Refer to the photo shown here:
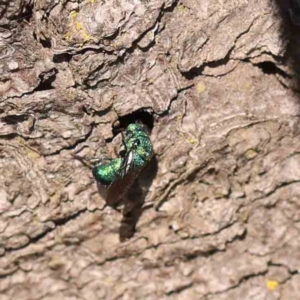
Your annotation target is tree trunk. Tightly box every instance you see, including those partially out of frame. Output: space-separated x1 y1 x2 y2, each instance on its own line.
1 0 300 299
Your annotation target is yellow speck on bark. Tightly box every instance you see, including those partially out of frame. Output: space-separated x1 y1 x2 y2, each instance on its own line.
175 4 190 15
75 21 92 41
64 32 71 41
266 279 279 291
186 137 197 144
196 81 205 94
245 148 258 160
69 11 78 21
177 115 182 122
239 213 249 223
67 11 93 42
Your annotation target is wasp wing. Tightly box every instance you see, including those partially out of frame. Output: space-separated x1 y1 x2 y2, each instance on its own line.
105 167 143 206
103 150 137 205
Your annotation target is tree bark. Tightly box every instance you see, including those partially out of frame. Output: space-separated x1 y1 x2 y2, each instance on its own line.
1 0 300 299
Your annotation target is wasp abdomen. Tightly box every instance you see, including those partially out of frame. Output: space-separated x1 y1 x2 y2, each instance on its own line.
92 157 124 186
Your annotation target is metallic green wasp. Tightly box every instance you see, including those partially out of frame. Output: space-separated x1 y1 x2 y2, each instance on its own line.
92 123 153 204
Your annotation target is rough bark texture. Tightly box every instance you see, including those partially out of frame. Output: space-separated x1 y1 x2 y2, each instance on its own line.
1 0 300 299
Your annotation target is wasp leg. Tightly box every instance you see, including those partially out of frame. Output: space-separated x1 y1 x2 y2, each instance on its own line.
121 132 128 152
72 154 113 169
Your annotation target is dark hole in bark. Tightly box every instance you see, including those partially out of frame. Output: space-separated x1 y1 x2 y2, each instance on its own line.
2 114 28 124
113 109 154 135
256 61 289 78
53 53 72 63
40 38 52 48
33 31 52 48
35 69 57 91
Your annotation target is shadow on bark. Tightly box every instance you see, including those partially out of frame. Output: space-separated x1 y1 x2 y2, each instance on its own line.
119 156 158 242
274 0 300 95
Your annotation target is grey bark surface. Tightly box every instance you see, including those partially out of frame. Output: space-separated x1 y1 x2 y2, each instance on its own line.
1 0 300 299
